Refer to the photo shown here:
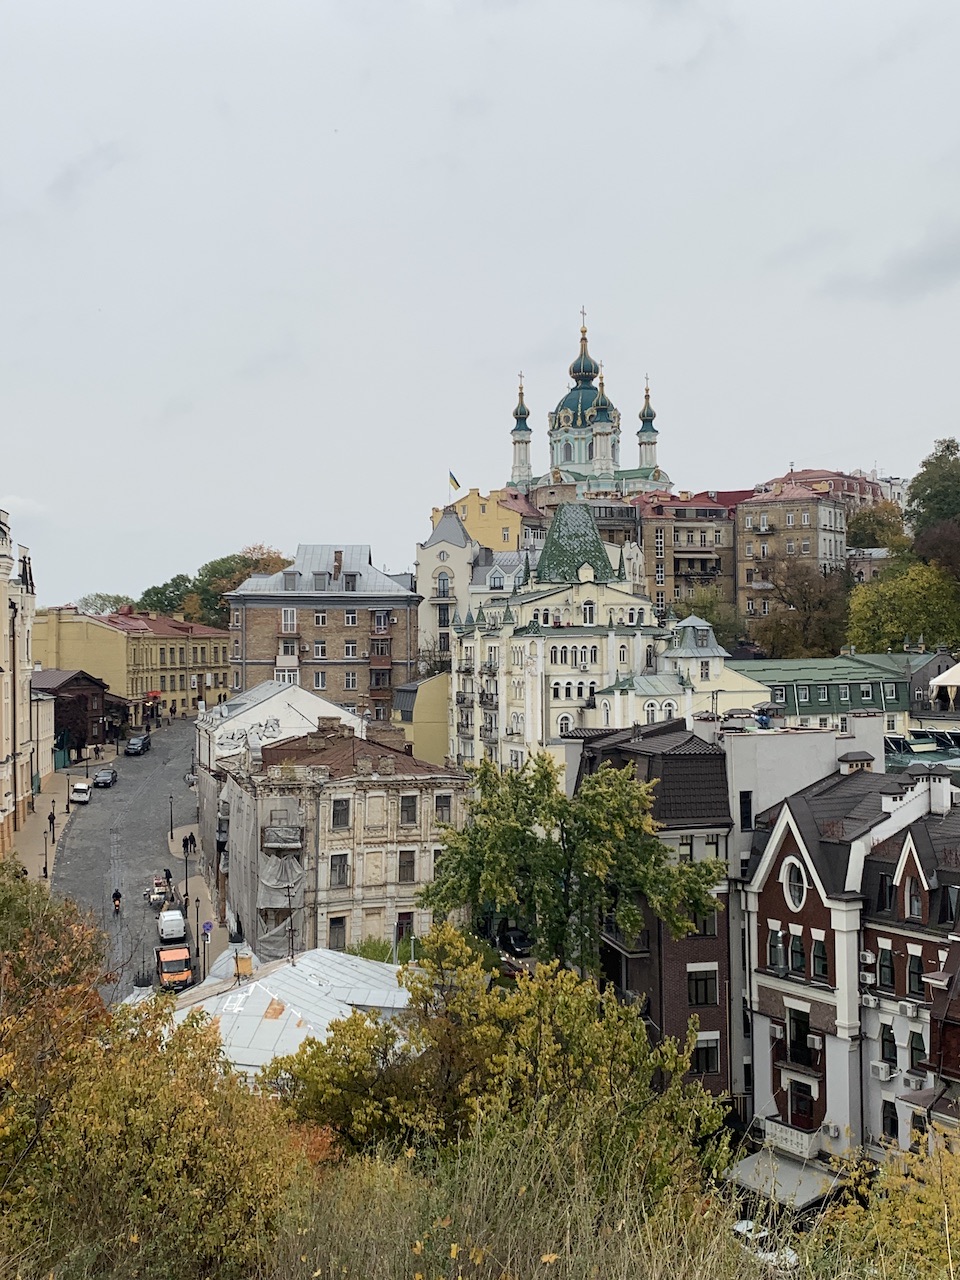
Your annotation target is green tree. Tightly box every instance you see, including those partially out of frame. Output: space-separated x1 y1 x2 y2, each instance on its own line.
268 923 729 1181
913 516 960 579
675 587 747 650
193 543 291 627
846 499 908 551
421 755 722 975
137 572 195 615
847 561 960 652
75 591 135 614
905 437 960 535
751 559 851 658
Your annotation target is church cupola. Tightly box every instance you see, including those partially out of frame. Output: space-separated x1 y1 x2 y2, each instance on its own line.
569 324 600 385
637 376 659 473
510 374 533 492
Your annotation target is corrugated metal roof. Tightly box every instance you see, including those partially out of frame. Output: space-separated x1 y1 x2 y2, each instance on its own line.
231 545 416 598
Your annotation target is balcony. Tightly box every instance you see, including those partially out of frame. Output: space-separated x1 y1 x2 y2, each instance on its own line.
274 653 300 669
369 652 392 668
457 722 474 739
763 1118 820 1161
431 590 452 603
601 916 650 956
480 726 499 744
368 685 392 698
478 691 497 708
276 626 301 638
455 692 473 706
479 661 498 675
457 663 474 675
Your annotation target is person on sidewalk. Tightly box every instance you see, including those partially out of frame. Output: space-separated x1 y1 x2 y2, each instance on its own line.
182 835 190 856
188 832 196 853
47 811 56 838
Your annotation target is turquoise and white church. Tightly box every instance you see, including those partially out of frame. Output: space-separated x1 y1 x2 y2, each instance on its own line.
508 323 671 498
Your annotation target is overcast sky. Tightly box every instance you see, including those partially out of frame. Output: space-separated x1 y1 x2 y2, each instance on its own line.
2 0 959 604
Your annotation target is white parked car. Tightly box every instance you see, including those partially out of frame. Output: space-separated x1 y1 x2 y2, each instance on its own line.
733 1220 799 1272
70 781 92 804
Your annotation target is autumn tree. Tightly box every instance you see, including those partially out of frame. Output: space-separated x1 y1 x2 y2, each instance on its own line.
75 591 135 614
193 543 291 627
906 437 960 535
750 559 851 657
846 499 909 551
847 561 960 651
421 755 722 975
138 572 194 615
268 922 729 1185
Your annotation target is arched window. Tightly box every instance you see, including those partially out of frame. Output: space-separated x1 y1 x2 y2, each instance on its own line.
577 682 584 698
590 646 598 663
552 613 561 627
532 610 539 622
602 700 611 727
589 682 596 696
551 682 560 700
583 602 595 624
645 645 654 669
560 646 568 664
662 700 678 720
572 648 582 667
628 609 635 624
618 645 628 664
564 682 573 700
436 571 449 598
907 877 923 920
637 609 644 624
550 646 558 663
558 714 572 734
587 441 594 460
644 700 658 725
562 442 573 463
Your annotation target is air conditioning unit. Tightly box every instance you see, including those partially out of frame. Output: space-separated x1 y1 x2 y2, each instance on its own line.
860 950 876 965
821 1122 841 1139
903 1074 925 1091
870 1061 895 1081
580 663 589 672
361 651 369 659
862 993 879 1009
898 1000 921 1019
806 1034 823 1051
190 675 198 689
770 1025 785 1040
860 971 876 985
389 616 398 624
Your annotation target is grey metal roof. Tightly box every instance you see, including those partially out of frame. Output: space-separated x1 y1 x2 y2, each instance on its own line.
422 510 472 549
230 545 416 598
171 947 409 1076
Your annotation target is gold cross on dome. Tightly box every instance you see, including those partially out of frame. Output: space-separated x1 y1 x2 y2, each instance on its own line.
580 305 587 327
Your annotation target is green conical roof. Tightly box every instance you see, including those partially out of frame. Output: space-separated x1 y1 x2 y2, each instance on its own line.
536 503 614 584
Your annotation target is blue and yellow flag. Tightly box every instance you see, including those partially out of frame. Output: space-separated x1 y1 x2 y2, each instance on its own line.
449 471 460 491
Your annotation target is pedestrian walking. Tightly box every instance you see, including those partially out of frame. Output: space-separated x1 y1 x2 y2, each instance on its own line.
94 744 101 761
188 832 196 854
182 835 189 856
47 810 56 836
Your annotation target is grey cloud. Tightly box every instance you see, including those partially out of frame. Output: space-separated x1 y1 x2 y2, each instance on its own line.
766 228 849 269
822 223 960 303
46 141 124 206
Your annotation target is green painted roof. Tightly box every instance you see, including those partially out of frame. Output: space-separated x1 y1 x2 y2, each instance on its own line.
536 503 615 584
727 657 909 684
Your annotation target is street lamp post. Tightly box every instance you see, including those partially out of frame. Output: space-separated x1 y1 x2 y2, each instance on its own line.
42 831 48 879
195 896 201 960
183 848 189 905
169 794 174 841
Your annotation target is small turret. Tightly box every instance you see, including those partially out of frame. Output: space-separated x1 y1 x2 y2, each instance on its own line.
637 376 659 473
510 375 533 492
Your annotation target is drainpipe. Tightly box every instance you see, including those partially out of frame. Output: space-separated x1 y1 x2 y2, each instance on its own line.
9 600 18 832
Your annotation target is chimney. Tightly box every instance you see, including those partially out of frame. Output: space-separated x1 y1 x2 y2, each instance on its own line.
333 551 343 581
930 767 952 817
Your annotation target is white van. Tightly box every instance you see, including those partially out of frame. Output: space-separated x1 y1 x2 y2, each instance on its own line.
157 909 187 942
70 781 92 804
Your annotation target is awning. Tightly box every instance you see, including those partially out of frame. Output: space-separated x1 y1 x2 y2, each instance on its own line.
725 1149 841 1208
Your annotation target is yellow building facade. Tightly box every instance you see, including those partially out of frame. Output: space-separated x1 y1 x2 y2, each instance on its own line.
431 488 524 551
34 607 232 725
392 672 450 767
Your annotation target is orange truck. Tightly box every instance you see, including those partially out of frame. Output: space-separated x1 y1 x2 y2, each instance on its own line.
155 944 193 992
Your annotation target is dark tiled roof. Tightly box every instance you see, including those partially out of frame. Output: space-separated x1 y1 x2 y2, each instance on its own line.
536 504 615 584
261 731 463 779
31 668 108 692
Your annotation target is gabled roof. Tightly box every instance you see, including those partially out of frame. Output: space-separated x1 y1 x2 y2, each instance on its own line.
422 509 472 549
31 668 108 692
261 730 464 779
536 504 614 584
670 615 730 660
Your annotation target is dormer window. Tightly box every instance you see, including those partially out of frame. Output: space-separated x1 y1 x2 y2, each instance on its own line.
343 573 358 592
313 573 328 591
490 574 504 591
907 877 923 920
696 628 709 648
283 571 298 592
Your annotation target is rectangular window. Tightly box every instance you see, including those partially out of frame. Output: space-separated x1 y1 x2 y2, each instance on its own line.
839 684 850 702
797 685 809 703
801 511 810 525
678 835 693 864
839 715 848 732
273 669 300 685
860 683 874 700
813 939 829 979
159 675 166 691
315 611 327 626
344 642 358 658
801 539 810 554
332 798 351 829
760 543 768 558
159 647 166 665
817 685 828 702
745 541 754 557
688 970 718 1006
744 515 753 529
192 646 198 663
438 605 450 628
400 795 418 825
281 608 297 633
435 794 452 823
878 947 895 989
179 674 186 690
232 610 241 627
691 1040 719 1075
700 659 710 681
281 638 297 656
344 671 357 690
695 910 718 937
739 790 753 832
786 540 795 554
398 849 416 884
328 916 346 950
330 854 349 887
200 646 206 663
344 610 357 626
885 682 897 699
343 573 358 592
314 641 326 658
786 512 795 526
773 686 786 703
655 527 664 557
502 527 510 543
314 671 326 690
655 564 665 585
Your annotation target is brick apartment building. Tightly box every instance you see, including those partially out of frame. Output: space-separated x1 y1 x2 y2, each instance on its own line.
227 545 420 721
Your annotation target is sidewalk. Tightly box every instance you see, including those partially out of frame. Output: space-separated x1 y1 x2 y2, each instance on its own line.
168 822 230 978
10 739 124 881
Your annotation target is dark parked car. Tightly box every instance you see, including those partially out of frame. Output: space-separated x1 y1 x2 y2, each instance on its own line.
93 766 118 788
500 927 533 958
124 735 151 756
